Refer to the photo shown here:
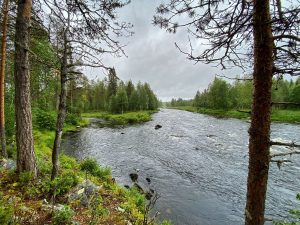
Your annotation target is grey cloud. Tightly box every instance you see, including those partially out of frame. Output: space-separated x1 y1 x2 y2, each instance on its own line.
87 0 241 101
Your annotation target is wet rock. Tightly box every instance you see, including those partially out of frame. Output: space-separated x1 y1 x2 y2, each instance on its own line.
146 177 151 183
155 124 162 130
129 173 138 182
145 192 153 200
206 134 216 138
0 159 16 170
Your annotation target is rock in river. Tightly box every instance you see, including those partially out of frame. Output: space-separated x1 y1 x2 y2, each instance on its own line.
155 124 162 130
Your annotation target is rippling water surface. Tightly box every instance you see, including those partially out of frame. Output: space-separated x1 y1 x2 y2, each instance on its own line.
62 109 300 225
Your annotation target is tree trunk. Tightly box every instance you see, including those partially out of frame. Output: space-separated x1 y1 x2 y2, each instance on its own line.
245 1 273 225
0 0 9 158
51 33 68 180
14 0 37 176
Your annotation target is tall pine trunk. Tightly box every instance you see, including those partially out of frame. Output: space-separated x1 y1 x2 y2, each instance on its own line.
245 1 273 224
0 0 9 158
51 32 67 180
14 0 37 176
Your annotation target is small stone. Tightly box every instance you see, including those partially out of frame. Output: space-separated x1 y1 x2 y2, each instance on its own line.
117 207 125 213
77 188 85 195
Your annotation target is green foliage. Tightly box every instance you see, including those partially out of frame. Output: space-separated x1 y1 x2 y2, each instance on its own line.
33 108 56 130
52 205 74 225
160 220 173 225
123 187 145 212
4 102 15 141
52 172 79 196
0 194 14 225
273 194 300 225
19 171 34 186
65 113 80 126
89 196 109 225
80 159 111 181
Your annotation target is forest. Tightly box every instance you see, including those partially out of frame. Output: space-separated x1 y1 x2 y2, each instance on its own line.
0 0 300 225
169 77 300 110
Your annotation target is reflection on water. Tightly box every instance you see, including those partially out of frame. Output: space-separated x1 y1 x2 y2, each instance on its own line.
62 109 300 225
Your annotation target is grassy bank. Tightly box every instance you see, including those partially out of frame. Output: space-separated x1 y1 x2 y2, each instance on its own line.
170 106 300 123
82 110 158 125
0 116 170 225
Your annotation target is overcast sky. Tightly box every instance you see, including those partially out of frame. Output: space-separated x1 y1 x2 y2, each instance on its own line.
86 0 242 101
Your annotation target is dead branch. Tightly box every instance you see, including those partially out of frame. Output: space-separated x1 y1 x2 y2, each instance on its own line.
271 151 300 158
216 74 253 81
270 141 300 148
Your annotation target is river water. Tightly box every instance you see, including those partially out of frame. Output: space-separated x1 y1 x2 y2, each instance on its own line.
62 109 300 225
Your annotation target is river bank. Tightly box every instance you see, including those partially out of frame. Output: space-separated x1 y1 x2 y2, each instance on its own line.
169 106 300 123
62 109 300 225
0 117 170 225
82 110 158 125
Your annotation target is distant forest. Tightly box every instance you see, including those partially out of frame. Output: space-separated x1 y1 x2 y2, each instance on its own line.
168 77 300 110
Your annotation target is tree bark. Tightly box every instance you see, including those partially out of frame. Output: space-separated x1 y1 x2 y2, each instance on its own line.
51 32 68 180
0 0 9 158
245 1 273 225
14 0 37 176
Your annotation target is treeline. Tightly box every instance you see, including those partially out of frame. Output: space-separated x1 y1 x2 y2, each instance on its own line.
79 68 160 114
168 77 300 110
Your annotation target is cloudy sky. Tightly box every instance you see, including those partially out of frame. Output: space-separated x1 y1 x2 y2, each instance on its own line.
86 0 242 101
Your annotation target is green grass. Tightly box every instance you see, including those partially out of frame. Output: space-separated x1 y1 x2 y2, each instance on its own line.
82 110 158 125
170 106 300 123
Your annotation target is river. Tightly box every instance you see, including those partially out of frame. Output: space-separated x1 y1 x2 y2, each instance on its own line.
62 109 300 225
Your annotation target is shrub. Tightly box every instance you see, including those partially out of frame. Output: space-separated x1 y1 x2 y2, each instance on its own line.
0 194 13 225
33 109 56 130
52 206 74 225
52 172 79 196
80 159 111 181
80 159 99 175
65 113 79 126
19 171 34 186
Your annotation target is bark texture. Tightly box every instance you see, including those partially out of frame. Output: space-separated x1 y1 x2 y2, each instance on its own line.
51 32 68 180
14 0 37 176
245 1 273 224
0 0 9 158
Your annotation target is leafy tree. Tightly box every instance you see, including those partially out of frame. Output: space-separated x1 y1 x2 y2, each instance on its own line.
115 87 128 114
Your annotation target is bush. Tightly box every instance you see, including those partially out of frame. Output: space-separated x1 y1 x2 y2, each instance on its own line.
52 172 79 196
0 194 13 225
80 159 111 181
65 113 79 126
5 103 15 141
52 205 74 225
19 171 34 186
33 109 56 130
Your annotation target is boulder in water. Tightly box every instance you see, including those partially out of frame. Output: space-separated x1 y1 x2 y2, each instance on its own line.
155 124 162 130
129 173 138 182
